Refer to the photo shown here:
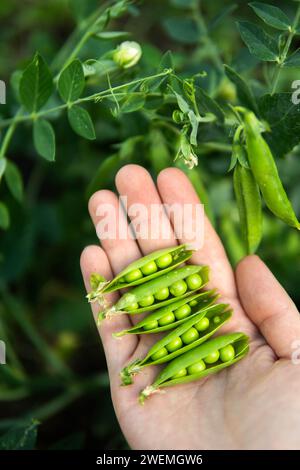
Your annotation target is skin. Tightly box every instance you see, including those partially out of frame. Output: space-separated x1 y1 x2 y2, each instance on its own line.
81 165 300 450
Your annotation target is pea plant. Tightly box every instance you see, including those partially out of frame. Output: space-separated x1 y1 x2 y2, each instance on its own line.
0 0 300 251
0 0 300 449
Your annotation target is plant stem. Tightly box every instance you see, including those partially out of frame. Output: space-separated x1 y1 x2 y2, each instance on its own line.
51 0 113 72
0 1 115 160
0 70 171 129
0 109 22 159
271 3 300 95
1 289 72 378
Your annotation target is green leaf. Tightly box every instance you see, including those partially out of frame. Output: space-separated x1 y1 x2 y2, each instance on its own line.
10 70 22 102
4 161 23 202
284 49 300 67
83 59 115 77
209 4 238 31
249 2 291 31
195 87 225 123
158 51 174 71
68 105 96 140
94 31 130 40
163 17 203 44
0 158 7 181
120 94 145 113
148 129 171 174
224 65 258 113
58 59 85 103
237 21 279 61
188 110 199 145
0 202 10 230
19 53 53 112
259 92 300 158
170 0 198 7
0 420 38 450
86 154 122 199
33 119 56 162
173 91 190 113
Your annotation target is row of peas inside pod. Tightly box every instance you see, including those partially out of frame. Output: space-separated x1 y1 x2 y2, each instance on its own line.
120 303 233 385
87 244 249 402
87 244 194 304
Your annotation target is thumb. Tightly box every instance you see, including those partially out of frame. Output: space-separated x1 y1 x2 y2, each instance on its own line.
236 255 300 359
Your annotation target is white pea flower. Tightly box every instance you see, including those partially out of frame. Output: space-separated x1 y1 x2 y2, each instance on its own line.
184 150 198 169
113 41 142 69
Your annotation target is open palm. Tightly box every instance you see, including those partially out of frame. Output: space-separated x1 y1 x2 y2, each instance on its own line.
81 165 300 450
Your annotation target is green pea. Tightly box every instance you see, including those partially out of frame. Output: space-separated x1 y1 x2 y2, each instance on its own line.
181 327 199 345
151 347 168 361
195 317 210 332
156 253 173 269
172 368 187 379
126 302 139 311
154 287 170 301
220 344 235 362
119 276 126 283
139 295 155 307
141 261 158 276
124 269 143 283
166 337 183 353
204 350 220 364
158 312 175 326
186 273 202 291
170 280 187 297
189 299 198 307
143 320 158 331
213 315 221 325
174 304 192 320
187 360 206 375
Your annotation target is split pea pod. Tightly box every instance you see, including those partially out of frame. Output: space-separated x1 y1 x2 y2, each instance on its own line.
243 111 300 230
98 265 209 321
139 332 249 403
121 303 232 385
113 290 218 337
233 161 262 254
87 244 194 304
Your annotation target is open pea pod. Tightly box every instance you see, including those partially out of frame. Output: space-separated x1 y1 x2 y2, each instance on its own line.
139 332 249 403
121 303 231 385
113 289 218 337
98 265 209 321
87 244 194 304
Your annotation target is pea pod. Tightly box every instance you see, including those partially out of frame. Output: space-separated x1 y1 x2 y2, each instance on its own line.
121 303 232 385
98 265 209 321
139 332 249 403
233 161 262 254
243 111 300 230
113 290 218 337
87 244 194 304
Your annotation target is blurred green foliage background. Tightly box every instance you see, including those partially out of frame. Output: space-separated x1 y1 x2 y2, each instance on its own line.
0 0 299 449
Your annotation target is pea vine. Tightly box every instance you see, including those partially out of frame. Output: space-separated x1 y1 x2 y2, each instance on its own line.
0 0 300 254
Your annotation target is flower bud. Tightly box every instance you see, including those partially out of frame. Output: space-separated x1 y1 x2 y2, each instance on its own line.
113 41 142 69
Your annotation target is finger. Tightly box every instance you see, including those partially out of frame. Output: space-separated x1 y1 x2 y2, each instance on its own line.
80 245 138 370
88 189 141 276
157 167 237 299
115 164 177 254
236 255 300 359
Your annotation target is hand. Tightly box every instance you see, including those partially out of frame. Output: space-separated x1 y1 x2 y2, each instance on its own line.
80 165 300 450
